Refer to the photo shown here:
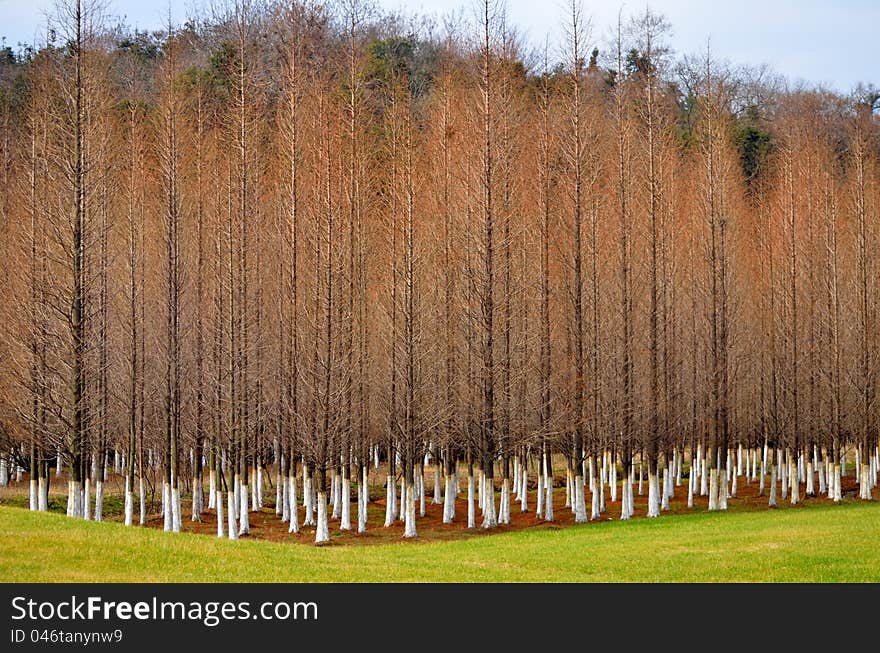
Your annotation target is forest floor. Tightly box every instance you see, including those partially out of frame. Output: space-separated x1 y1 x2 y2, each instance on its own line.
1 472 879 581
0 464 874 546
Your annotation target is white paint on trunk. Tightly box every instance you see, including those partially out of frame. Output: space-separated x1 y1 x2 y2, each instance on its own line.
729 466 737 499
610 462 618 503
303 473 315 526
384 474 395 527
618 476 630 520
687 467 694 508
433 464 442 504
315 491 330 544
139 478 146 525
574 475 587 523
227 491 238 540
769 464 777 507
94 481 104 522
418 468 426 518
38 476 48 512
481 480 497 528
238 485 250 535
661 469 670 511
171 486 181 532
340 474 352 531
71 480 83 518
209 470 216 509
859 464 872 500
216 490 225 538
192 482 203 521
499 478 511 524
789 458 800 505
536 471 544 518
564 467 572 509
83 477 91 521
544 474 554 522
403 480 417 538
647 472 660 517
806 461 814 496
357 465 368 534
708 468 719 511
700 457 708 496
467 474 476 529
288 475 300 534
443 474 455 523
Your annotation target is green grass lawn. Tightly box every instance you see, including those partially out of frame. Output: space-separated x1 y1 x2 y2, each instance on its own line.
1 501 878 582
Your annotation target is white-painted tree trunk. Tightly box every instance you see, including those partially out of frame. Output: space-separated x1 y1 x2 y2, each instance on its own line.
443 474 456 523
209 469 216 510
700 456 708 496
482 480 497 528
276 465 283 517
69 480 82 518
192 482 203 522
574 475 587 523
805 461 814 496
384 474 395 527
403 480 417 538
759 458 766 496
499 477 511 524
303 472 315 526
564 467 572 509
329 470 337 517
708 467 719 511
433 464 442 505
281 472 290 523
687 466 694 507
467 473 476 529
315 491 330 544
647 472 660 517
769 464 777 507
639 462 645 496
520 465 528 512
238 485 249 535
288 474 300 534
660 469 670 511
38 476 47 512
544 472 554 522
171 485 182 532
94 481 104 522
83 477 91 521
536 471 544 519
340 471 352 531
789 457 800 505
255 465 263 509
399 476 406 521
418 467 426 518
619 476 630 520
729 466 737 499
139 478 146 525
859 463 872 500
357 465 368 534
216 489 225 538
29 479 37 511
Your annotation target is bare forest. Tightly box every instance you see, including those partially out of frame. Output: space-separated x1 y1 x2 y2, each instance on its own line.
0 0 878 544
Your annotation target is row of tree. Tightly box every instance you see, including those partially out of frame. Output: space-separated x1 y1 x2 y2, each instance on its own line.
0 0 877 543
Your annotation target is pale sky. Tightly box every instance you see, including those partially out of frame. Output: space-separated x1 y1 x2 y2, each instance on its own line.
1 0 875 92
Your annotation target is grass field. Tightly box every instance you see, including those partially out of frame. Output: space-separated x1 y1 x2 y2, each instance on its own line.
2 501 878 582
